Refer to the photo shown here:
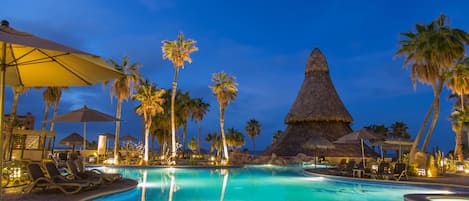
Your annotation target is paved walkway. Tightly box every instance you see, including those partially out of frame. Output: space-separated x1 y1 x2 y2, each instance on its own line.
305 168 469 188
2 178 137 201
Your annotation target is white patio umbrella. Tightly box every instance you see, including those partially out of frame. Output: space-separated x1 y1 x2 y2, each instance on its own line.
0 20 123 193
335 129 384 168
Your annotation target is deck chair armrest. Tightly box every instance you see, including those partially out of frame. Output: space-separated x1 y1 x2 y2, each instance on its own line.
32 176 54 183
51 175 73 182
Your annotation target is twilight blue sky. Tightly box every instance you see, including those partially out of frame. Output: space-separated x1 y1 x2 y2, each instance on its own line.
1 0 468 153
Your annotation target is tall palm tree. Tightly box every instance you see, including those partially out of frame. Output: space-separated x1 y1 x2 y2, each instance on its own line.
161 32 199 162
3 86 29 159
395 14 469 160
245 119 261 156
447 57 469 161
209 72 238 162
133 80 165 165
191 98 210 152
41 87 67 154
106 56 141 164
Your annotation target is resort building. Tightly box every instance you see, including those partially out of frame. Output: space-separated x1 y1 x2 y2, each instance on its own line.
4 112 35 130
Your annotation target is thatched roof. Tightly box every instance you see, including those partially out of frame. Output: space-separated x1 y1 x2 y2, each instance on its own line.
264 48 375 158
264 122 377 157
285 48 353 123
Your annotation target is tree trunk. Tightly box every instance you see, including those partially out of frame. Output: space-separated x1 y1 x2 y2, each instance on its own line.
409 84 437 162
183 122 187 153
151 133 155 154
41 105 49 131
48 100 60 152
421 81 444 152
170 68 179 161
251 136 256 156
143 113 151 166
41 104 50 157
455 90 465 161
197 121 201 153
454 125 463 162
114 100 122 164
219 105 229 161
4 92 19 160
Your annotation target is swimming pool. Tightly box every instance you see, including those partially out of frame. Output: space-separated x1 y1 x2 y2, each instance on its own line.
92 165 458 201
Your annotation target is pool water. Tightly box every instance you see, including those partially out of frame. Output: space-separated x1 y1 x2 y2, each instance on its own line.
93 165 453 201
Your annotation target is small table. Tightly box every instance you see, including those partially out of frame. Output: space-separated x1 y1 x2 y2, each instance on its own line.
353 169 364 178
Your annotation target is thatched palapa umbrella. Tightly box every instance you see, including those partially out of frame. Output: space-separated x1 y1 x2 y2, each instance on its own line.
335 129 383 167
120 135 137 142
302 136 335 167
59 132 90 152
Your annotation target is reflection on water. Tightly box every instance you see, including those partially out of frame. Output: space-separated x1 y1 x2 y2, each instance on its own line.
219 169 229 201
94 166 453 201
141 170 147 201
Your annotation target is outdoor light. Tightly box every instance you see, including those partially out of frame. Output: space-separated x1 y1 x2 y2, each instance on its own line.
417 168 426 176
371 164 378 172
12 167 21 179
427 169 433 177
160 155 165 160
456 162 464 172
464 169 469 174
209 156 215 161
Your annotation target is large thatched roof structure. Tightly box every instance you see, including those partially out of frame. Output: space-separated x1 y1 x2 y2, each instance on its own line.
264 48 377 157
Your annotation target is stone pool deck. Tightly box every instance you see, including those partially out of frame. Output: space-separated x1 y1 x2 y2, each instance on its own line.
2 178 138 201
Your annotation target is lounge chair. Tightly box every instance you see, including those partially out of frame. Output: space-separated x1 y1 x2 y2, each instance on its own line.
75 159 122 183
23 163 87 195
392 163 408 181
339 160 356 176
376 162 392 179
43 161 102 187
66 160 106 184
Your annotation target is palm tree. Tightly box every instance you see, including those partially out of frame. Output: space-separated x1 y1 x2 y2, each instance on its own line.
447 57 469 161
3 86 29 159
191 98 210 152
106 56 141 164
226 128 245 150
41 87 67 154
245 119 261 156
450 106 469 162
161 32 199 162
188 137 198 154
209 72 238 163
178 91 191 152
132 80 165 165
205 132 221 157
389 121 410 139
272 130 283 143
395 14 469 160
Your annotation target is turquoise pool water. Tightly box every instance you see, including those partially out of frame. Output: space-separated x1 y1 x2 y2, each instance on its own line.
93 165 455 201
